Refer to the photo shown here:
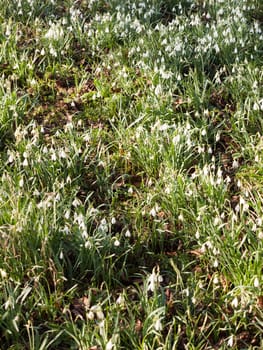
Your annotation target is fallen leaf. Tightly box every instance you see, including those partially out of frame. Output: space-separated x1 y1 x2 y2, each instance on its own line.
135 319 143 333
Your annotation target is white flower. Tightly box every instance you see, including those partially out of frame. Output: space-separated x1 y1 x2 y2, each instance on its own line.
254 277 260 288
51 151 57 161
98 320 106 337
98 218 108 233
154 84 162 96
65 209 70 220
22 158 28 167
147 267 163 292
0 269 7 279
116 292 123 304
213 259 219 268
114 239 120 247
5 25 11 36
213 275 219 284
72 198 81 207
256 217 262 226
240 196 249 211
159 123 169 131
49 45 57 57
232 159 239 169
150 207 157 217
87 310 94 320
172 134 180 144
59 149 67 159
214 217 221 226
178 213 184 221
45 23 64 40
160 70 172 79
231 297 238 308
154 318 163 331
106 339 114 350
227 335 234 347
7 151 15 163
90 305 104 320
125 229 131 238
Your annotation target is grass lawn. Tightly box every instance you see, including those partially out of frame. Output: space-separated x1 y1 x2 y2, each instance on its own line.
0 0 263 349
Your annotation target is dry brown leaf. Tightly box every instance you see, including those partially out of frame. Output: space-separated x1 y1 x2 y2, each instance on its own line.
70 296 90 319
257 295 263 309
189 249 203 257
135 319 143 333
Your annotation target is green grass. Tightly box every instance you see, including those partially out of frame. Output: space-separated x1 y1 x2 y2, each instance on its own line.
0 0 263 349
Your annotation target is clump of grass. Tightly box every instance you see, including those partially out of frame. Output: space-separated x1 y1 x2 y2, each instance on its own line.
0 0 263 349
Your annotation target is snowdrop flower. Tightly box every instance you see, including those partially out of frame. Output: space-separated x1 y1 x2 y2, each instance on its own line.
154 84 162 96
114 239 120 247
240 196 249 212
227 335 234 347
213 259 219 268
116 293 126 312
232 159 239 169
106 339 114 350
45 22 64 40
147 266 163 292
22 158 28 167
59 148 67 159
51 151 57 161
87 310 94 320
231 296 238 308
125 229 131 238
64 209 70 220
49 45 57 57
72 198 81 207
7 150 15 163
213 274 219 285
159 123 169 131
128 187 133 194
178 213 184 222
59 250 64 260
154 318 163 331
98 218 108 233
90 305 104 320
0 269 7 279
19 178 24 187
150 207 157 217
98 320 106 337
5 24 11 36
254 277 260 288
256 217 262 226
172 134 180 144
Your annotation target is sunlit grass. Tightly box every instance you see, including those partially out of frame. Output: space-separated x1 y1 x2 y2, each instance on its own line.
0 0 263 349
